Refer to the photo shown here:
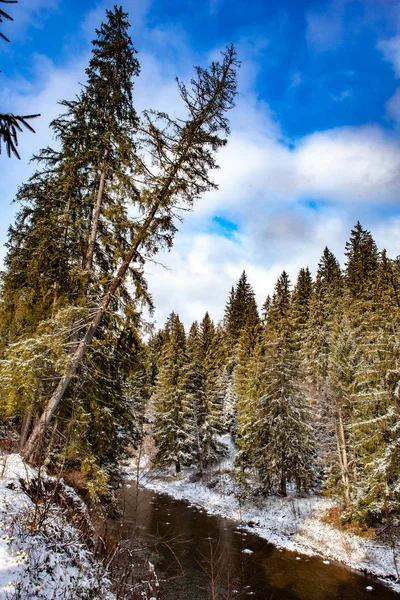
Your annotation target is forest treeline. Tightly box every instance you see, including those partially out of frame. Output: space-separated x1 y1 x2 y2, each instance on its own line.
0 4 398 527
0 6 239 495
149 222 400 524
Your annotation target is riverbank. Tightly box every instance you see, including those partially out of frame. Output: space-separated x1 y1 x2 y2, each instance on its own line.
131 464 400 595
0 453 115 600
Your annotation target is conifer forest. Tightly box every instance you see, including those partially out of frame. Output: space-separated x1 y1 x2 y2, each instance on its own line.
1 2 400 598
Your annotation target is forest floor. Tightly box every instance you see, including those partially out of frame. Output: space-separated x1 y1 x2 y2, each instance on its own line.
129 436 400 595
0 453 114 600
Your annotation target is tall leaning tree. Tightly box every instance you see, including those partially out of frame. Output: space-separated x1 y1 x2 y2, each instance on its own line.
0 7 145 475
22 32 239 460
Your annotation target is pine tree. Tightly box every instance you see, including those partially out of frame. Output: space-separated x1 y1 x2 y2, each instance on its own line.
235 337 265 480
347 251 400 520
301 248 342 393
291 267 313 336
152 314 193 473
345 221 378 298
22 40 239 461
255 272 315 495
224 271 256 347
0 7 147 481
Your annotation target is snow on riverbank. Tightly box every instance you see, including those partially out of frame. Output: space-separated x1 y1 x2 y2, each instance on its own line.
0 453 114 600
134 466 400 595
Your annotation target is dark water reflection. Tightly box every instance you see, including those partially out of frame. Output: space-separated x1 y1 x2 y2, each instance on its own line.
115 481 399 600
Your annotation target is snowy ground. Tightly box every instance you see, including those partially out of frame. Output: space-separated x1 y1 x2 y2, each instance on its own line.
0 453 114 600
128 436 400 595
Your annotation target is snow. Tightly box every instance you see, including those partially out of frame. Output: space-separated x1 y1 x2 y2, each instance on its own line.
0 453 114 600
134 461 400 595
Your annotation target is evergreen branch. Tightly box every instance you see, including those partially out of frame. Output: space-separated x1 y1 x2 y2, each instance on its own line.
0 1 18 43
0 113 40 158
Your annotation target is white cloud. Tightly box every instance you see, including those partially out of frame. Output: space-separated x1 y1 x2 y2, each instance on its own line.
386 87 400 122
145 105 400 326
289 71 302 89
373 217 400 258
295 126 400 203
378 36 400 77
2 2 400 331
197 123 400 226
147 211 356 329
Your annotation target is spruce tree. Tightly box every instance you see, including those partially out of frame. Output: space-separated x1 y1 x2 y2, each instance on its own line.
235 337 265 481
23 42 239 461
191 313 226 470
224 271 256 346
185 320 206 471
347 251 400 520
146 328 168 388
322 225 379 506
1 5 141 342
152 314 193 473
325 303 356 506
262 295 271 324
345 222 378 298
255 272 315 495
291 267 313 335
234 298 261 409
21 42 238 458
301 247 342 393
0 7 147 481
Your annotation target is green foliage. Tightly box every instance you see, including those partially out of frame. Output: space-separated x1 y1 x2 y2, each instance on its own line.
0 6 148 483
224 271 257 348
301 247 343 391
152 313 193 472
345 221 378 298
345 252 400 521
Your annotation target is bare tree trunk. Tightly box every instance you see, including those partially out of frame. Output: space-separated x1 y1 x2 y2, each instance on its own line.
19 408 33 452
85 149 109 275
336 406 351 507
70 153 109 352
192 402 202 475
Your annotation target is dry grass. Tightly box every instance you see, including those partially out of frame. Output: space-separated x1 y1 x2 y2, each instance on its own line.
321 506 376 539
62 470 89 493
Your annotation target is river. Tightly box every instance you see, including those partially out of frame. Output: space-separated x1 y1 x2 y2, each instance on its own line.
115 481 400 599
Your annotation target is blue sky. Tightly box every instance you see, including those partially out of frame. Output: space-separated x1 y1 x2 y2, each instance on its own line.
2 0 400 326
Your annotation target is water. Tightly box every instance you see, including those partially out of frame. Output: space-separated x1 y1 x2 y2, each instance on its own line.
114 481 399 599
